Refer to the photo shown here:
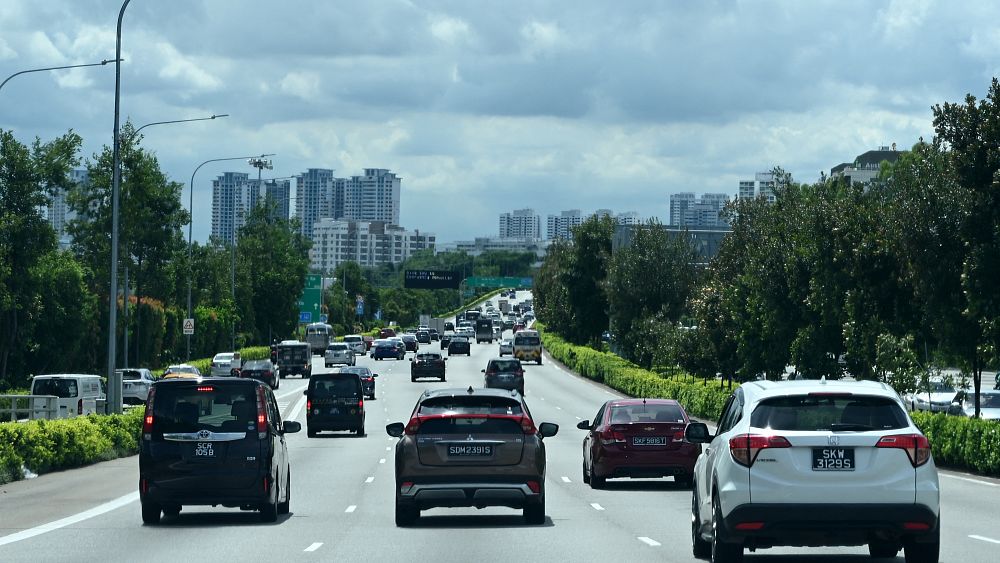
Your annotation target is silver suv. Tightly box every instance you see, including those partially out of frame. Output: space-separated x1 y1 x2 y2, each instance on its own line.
685 379 940 563
324 343 356 367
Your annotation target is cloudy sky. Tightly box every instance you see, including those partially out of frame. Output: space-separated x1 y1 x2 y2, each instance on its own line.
2 0 998 243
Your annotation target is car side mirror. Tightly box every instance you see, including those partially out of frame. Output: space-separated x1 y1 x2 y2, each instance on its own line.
685 422 712 443
576 420 591 430
538 422 559 438
283 421 301 434
386 422 404 438
373 373 379 378
302 390 307 396
481 369 486 373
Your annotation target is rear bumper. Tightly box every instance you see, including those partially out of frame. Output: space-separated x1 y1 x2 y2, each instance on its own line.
141 479 268 508
411 368 445 379
307 412 364 431
721 503 940 547
595 445 699 478
399 481 541 510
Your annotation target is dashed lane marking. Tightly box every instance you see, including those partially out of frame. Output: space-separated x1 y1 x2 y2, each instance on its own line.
556 406 562 410
970 535 1000 544
637 537 661 547
304 543 323 552
561 476 571 483
365 476 375 483
345 505 357 513
590 503 605 511
386 446 391 451
379 458 386 464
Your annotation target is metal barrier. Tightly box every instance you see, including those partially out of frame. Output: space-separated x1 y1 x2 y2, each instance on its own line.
0 395 60 422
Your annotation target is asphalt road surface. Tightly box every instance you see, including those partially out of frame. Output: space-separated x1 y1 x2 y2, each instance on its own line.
1 291 999 562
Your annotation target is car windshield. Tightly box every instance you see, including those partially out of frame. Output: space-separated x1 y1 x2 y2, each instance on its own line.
972 393 1000 408
167 366 199 375
419 396 523 415
151 384 256 433
925 380 955 393
32 378 79 398
609 404 685 424
310 377 360 398
750 395 908 431
118 370 144 380
489 359 522 372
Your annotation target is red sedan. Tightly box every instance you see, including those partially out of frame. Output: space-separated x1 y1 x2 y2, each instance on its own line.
577 398 699 488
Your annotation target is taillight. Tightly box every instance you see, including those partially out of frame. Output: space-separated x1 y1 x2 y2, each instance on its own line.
358 399 364 409
404 416 421 435
142 386 156 438
520 417 537 435
729 434 791 467
255 386 268 438
600 429 625 445
77 398 83 415
526 480 541 494
876 434 931 467
307 399 312 412
196 386 214 392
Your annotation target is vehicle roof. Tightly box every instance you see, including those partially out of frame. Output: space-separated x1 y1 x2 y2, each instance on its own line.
740 379 898 402
311 371 362 380
279 340 306 345
33 373 102 379
420 387 523 400
344 334 363 338
609 398 680 407
153 377 259 386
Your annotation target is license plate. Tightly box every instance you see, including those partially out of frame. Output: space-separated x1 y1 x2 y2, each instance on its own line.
632 436 667 446
448 445 493 457
329 407 340 414
194 442 215 457
812 448 855 471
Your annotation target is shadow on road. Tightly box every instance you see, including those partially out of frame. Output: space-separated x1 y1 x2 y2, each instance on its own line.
411 514 555 529
154 510 295 528
597 479 691 492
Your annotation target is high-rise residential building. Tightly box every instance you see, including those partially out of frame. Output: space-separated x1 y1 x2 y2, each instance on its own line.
344 168 401 225
670 192 730 228
45 168 89 250
211 172 254 244
615 211 643 226
739 172 781 203
295 168 335 239
499 208 542 239
250 178 291 222
547 209 584 240
830 145 904 186
309 219 434 271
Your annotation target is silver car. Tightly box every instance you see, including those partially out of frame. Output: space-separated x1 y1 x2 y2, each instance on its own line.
498 339 513 356
325 343 356 367
118 368 155 405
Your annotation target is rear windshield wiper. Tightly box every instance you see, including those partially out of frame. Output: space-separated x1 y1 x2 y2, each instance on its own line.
827 423 876 432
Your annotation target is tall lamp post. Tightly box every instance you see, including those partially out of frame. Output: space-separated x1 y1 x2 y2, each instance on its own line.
185 153 275 360
0 59 121 93
236 157 273 350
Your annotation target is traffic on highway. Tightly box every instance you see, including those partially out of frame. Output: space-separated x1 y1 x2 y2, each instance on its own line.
1 291 999 563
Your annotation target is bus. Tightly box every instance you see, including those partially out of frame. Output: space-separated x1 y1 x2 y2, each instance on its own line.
305 323 333 355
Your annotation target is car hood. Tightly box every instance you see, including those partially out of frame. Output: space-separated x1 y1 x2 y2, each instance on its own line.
914 392 957 403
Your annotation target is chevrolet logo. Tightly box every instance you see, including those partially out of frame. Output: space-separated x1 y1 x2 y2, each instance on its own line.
644 427 655 431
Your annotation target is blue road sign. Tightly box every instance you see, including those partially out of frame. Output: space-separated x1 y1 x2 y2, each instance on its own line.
319 314 328 323
299 311 312 323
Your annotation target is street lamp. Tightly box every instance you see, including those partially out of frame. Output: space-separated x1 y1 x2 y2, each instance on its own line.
0 58 122 93
185 153 275 360
236 157 273 349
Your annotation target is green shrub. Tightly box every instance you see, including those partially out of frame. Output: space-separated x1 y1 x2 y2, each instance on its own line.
910 412 1000 477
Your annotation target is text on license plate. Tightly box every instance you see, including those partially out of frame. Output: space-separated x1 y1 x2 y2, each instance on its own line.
448 445 493 456
812 448 854 470
632 436 667 446
194 442 215 457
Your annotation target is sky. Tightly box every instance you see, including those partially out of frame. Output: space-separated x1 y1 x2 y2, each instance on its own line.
2 0 999 243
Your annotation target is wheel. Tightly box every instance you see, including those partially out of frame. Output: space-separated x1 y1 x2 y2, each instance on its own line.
356 426 365 436
260 482 278 522
711 494 743 562
903 525 939 563
692 492 711 558
538 357 542 365
307 427 317 438
869 540 900 558
411 377 416 382
440 376 446 382
582 461 590 484
162 504 181 518
676 474 693 489
395 500 418 526
277 471 290 515
589 463 605 489
141 501 161 524
523 495 545 524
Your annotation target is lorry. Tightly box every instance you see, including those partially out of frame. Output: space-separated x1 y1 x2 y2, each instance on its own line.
499 299 510 314
276 340 312 379
427 317 447 335
475 318 494 344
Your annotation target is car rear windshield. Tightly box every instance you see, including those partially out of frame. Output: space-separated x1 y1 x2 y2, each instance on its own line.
340 367 371 376
418 396 524 416
152 384 256 433
609 404 685 424
344 336 362 342
309 376 360 398
514 336 540 345
417 354 441 361
328 344 349 351
418 417 524 435
750 394 909 431
489 359 522 372
32 378 78 398
242 361 269 370
278 346 308 360
119 370 144 380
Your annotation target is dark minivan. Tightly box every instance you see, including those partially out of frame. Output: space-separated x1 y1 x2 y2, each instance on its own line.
139 378 300 524
305 372 366 437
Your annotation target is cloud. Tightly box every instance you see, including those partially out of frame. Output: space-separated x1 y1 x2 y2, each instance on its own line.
279 71 321 100
429 15 472 45
0 38 16 60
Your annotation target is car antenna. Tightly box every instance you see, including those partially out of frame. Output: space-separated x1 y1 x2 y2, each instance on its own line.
467 386 474 394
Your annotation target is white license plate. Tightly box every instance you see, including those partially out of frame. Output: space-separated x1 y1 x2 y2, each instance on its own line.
812 448 855 471
194 442 215 457
633 436 667 446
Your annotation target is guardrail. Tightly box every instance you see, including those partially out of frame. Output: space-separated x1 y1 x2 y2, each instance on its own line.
0 394 60 422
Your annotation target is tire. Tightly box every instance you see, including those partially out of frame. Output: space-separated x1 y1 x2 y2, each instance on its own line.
589 463 605 489
711 494 743 563
538 357 542 365
524 495 545 525
395 500 418 527
411 377 416 382
903 525 939 563
356 426 365 436
692 493 711 559
440 376 446 382
307 428 317 438
582 461 590 484
162 504 181 518
869 541 900 559
260 488 278 523
141 501 161 525
277 471 290 515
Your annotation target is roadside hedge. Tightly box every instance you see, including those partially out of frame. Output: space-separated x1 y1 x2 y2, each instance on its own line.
537 324 730 421
0 408 143 485
438 288 506 319
910 412 1000 477
183 345 270 376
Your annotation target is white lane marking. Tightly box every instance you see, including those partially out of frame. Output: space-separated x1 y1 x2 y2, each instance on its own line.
561 476 571 483
969 534 1000 544
942 474 1000 487
379 458 386 464
590 503 605 511
386 446 391 451
0 491 138 547
287 394 307 422
637 537 661 547
575 416 582 420
540 397 545 401
304 542 323 552
365 476 375 483
345 505 357 513
556 406 562 410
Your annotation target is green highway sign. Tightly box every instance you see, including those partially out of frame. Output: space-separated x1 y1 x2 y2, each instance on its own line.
464 276 533 289
298 275 324 324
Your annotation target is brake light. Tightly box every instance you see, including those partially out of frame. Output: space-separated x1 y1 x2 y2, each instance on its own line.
904 522 931 531
520 417 537 435
404 416 421 435
307 399 312 413
526 480 541 494
876 434 931 467
77 398 83 415
600 429 626 445
142 386 156 438
256 386 268 438
358 399 364 409
729 434 791 467
735 522 765 531
196 386 214 392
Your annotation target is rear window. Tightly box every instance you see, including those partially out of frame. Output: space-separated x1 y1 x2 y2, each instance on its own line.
119 370 143 381
340 367 371 377
979 393 1000 408
152 384 256 433
418 417 523 435
514 336 540 346
609 404 685 424
344 336 362 342
418 396 523 415
310 376 361 398
32 378 78 398
328 344 349 351
489 359 522 372
243 361 270 370
750 395 909 431
417 354 442 361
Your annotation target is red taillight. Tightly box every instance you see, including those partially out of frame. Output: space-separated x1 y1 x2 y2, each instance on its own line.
307 399 312 412
77 398 83 415
358 399 364 409
196 386 214 392
404 416 421 435
140 478 149 494
600 429 626 445
526 480 541 494
520 417 536 435
735 522 765 531
729 434 791 467
876 434 931 467
256 386 268 437
142 386 156 437
904 522 931 531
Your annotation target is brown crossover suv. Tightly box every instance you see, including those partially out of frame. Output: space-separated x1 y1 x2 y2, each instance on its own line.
386 387 559 526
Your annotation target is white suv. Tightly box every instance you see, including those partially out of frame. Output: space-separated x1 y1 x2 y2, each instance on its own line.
210 352 241 376
685 379 939 563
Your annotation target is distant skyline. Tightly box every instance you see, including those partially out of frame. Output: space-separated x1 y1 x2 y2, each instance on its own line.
3 0 995 242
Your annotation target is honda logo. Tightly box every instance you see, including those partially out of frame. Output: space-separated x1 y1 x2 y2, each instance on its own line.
827 435 840 446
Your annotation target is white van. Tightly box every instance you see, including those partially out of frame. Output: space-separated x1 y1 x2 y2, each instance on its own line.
513 330 543 365
30 374 106 418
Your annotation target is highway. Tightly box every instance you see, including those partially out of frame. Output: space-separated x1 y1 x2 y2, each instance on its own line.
1 291 999 562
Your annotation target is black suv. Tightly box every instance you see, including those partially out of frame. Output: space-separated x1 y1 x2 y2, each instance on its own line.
387 387 559 526
447 336 471 356
305 372 366 437
139 377 300 523
411 353 447 382
483 357 525 395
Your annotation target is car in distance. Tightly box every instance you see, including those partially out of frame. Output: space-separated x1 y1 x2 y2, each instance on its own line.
340 366 378 399
483 357 525 395
513 329 542 365
210 352 241 377
239 359 279 389
275 340 311 379
401 333 420 352
162 364 203 379
578 398 697 489
956 388 1000 419
118 368 156 405
498 339 513 356
447 335 471 356
386 387 559 526
429 329 440 341
304 371 366 437
440 332 453 350
685 379 940 562
379 327 397 339
411 352 447 382
325 342 356 367
371 339 405 361
343 334 366 355
416 330 431 344
908 377 959 413
139 377 300 523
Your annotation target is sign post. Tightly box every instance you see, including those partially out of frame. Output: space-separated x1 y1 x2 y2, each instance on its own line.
182 318 195 335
